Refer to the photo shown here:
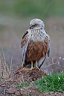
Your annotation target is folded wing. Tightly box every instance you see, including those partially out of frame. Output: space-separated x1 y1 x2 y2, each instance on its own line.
21 31 29 65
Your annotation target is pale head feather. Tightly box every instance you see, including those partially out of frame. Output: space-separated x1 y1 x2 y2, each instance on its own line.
29 18 45 29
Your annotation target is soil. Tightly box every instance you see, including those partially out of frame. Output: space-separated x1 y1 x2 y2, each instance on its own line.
0 66 64 96
0 67 43 96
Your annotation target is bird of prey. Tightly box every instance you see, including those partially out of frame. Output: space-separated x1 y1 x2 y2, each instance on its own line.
21 18 50 69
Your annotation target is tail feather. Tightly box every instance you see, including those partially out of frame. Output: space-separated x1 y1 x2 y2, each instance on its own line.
38 57 46 68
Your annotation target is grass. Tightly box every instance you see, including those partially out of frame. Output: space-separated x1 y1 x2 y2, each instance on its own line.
16 81 29 88
16 72 64 92
0 0 64 17
0 44 12 78
13 0 59 17
34 72 64 92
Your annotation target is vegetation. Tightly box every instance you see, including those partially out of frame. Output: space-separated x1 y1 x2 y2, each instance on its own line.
16 73 64 92
34 72 64 92
0 0 64 17
16 81 29 88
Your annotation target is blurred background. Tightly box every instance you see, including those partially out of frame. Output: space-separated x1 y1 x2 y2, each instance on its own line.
0 0 64 73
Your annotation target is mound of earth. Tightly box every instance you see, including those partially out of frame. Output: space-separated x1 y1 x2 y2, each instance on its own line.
13 66 43 82
0 66 64 96
0 67 43 96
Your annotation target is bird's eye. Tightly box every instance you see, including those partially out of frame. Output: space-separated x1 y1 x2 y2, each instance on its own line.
33 24 37 27
29 24 37 29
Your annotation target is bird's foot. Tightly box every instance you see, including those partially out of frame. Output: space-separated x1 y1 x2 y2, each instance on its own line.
30 67 34 70
30 61 34 70
35 66 40 70
35 61 40 70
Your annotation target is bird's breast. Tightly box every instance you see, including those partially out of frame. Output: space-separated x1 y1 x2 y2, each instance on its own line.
30 30 46 42
26 40 48 62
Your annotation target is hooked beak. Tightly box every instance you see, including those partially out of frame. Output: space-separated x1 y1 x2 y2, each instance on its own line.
29 26 32 29
29 25 34 29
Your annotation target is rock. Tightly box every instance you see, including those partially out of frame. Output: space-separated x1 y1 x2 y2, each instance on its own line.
39 92 64 96
15 90 20 96
39 94 45 96
0 94 3 96
6 87 17 94
20 86 41 96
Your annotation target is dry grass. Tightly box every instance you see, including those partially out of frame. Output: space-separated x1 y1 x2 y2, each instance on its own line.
0 43 12 79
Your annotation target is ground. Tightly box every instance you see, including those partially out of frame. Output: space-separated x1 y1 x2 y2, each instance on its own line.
0 66 64 96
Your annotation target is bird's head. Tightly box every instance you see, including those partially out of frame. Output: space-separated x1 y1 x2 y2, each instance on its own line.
29 18 45 30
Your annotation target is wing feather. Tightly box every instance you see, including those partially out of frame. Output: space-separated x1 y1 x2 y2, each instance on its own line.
21 31 30 65
21 31 28 48
44 34 50 57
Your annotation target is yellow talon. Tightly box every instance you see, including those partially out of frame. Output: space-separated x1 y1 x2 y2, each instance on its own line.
35 61 40 70
30 61 33 70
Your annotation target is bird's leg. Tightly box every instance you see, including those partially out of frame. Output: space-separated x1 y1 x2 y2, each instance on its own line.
35 61 40 70
21 63 23 67
30 61 33 70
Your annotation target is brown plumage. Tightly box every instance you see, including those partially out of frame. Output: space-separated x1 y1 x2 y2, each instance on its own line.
21 19 50 69
26 40 48 62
